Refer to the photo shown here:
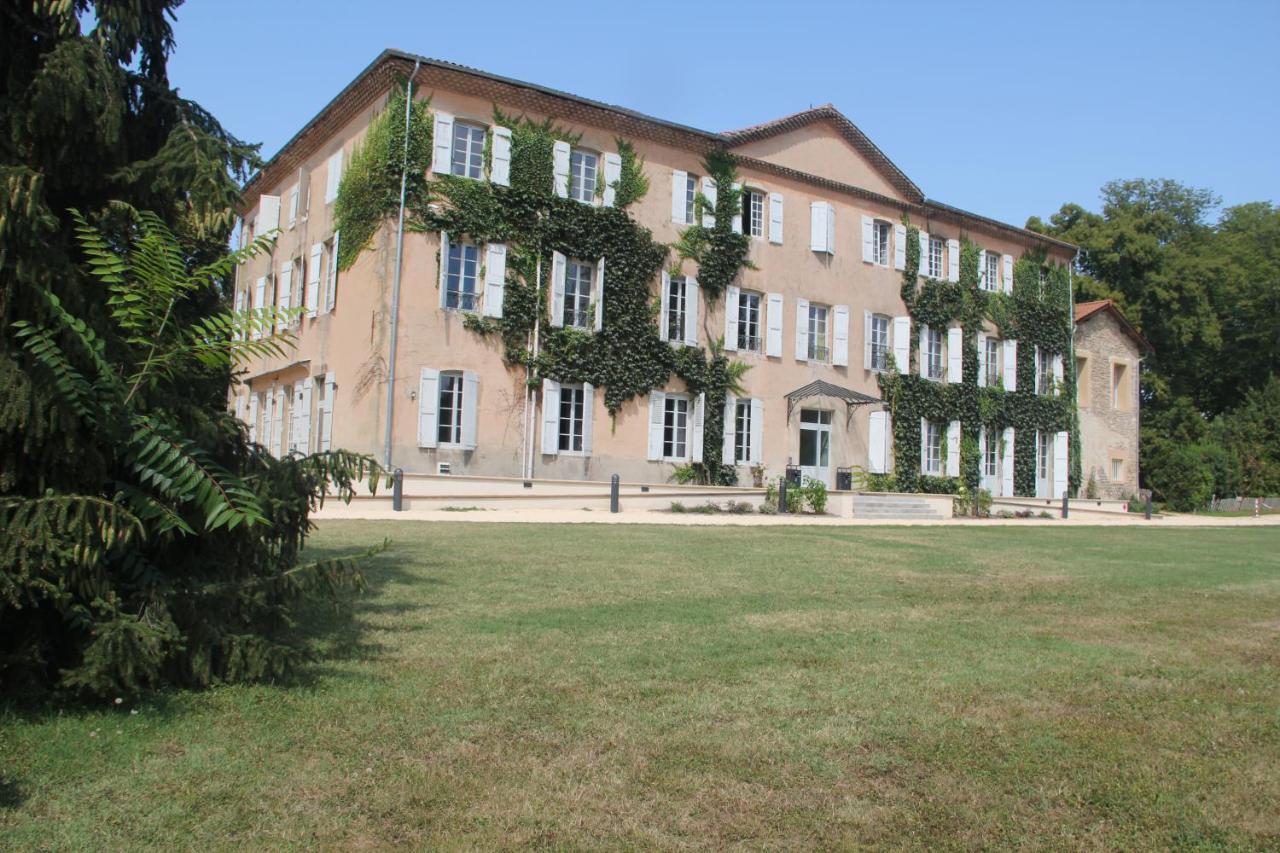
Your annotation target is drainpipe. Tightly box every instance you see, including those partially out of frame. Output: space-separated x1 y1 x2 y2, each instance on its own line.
382 60 420 469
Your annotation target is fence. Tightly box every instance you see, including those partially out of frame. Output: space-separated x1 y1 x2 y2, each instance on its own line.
1209 496 1280 513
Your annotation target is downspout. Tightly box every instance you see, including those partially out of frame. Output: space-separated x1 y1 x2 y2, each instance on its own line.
382 60 420 469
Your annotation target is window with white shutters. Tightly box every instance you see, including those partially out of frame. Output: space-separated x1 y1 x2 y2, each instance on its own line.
983 430 999 478
985 337 1001 387
983 252 1000 292
925 328 944 380
663 395 690 460
437 371 465 446
737 290 762 352
563 259 594 328
869 314 890 371
568 149 599 203
807 304 830 362
451 122 486 179
665 275 688 342
928 237 945 278
744 189 765 237
733 399 753 463
923 420 942 475
680 172 698 224
558 384 586 452
444 242 480 311
1038 348 1053 395
872 220 891 266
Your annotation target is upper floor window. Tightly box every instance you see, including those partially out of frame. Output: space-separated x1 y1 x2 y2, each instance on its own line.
985 337 1001 387
925 327 944 381
437 371 465 446
808 303 830 362
451 122 486 179
872 220 891 266
682 172 698 224
1112 362 1129 410
663 394 690 460
445 241 480 311
665 275 689 342
869 314 890 371
569 149 598 203
558 384 586 452
733 399 754 463
983 252 1000 292
563 259 594 328
922 420 942 475
1038 348 1053 395
737 290 762 353
928 236 945 279
745 189 765 238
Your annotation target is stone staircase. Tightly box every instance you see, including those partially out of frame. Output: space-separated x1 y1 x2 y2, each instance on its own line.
847 493 952 520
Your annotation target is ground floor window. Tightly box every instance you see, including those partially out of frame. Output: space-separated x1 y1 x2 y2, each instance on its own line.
734 399 753 463
559 384 585 452
984 431 998 477
663 395 689 460
923 420 942 475
1037 431 1050 480
799 409 831 471
438 371 464 446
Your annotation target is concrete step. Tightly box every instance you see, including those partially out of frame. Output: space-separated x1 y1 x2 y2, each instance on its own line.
848 494 951 520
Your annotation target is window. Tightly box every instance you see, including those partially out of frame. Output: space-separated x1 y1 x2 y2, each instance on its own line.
665 275 688 341
323 235 338 311
734 399 753 463
1076 356 1090 406
985 337 1001 387
1112 362 1129 410
663 395 689 459
563 260 594 328
1111 458 1125 481
745 189 765 237
1037 432 1050 480
869 314 890 371
1038 348 1053 395
923 420 942 475
558 384 586 452
569 149 598 203
925 327 944 380
872 220 891 266
682 172 698 224
451 122 486 179
808 303 830 362
928 236 944 279
983 252 1000 292
445 242 480 311
437 372 465 446
984 432 999 477
737 290 762 352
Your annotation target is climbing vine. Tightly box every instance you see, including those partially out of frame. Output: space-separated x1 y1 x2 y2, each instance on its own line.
671 149 752 303
878 221 1077 497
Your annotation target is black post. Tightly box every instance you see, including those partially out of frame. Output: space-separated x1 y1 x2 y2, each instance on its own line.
1145 494 1153 520
1062 491 1069 519
778 476 788 513
610 473 620 513
392 467 403 512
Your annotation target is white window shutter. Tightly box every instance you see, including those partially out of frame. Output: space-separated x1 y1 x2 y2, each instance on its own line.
418 368 439 448
919 418 929 474
659 271 671 342
868 410 888 474
540 379 560 455
647 392 665 460
892 316 911 372
258 195 280 234
724 286 740 352
671 170 687 223
1053 430 1069 498
765 293 784 357
918 231 929 277
550 251 566 328
287 184 299 227
730 182 743 233
490 126 512 187
320 373 335 452
247 393 259 443
552 140 571 198
977 249 987 289
325 151 343 204
253 277 266 339
298 378 313 453
976 332 987 387
947 326 963 383
683 277 698 346
749 399 764 465
438 231 451 309
602 152 622 207
306 243 322 317
946 420 961 477
277 262 292 332
1052 354 1064 395
594 257 605 331
918 323 930 378
947 238 960 283
1002 254 1014 294
863 310 873 370
691 392 706 463
582 383 595 455
325 231 339 313
234 394 245 422
861 215 874 263
461 371 479 450
794 298 810 361
700 177 717 227
810 202 827 253
721 395 736 465
483 243 507 318
1004 339 1018 391
768 192 784 244
825 203 835 253
1001 427 1015 496
260 389 271 451
432 112 454 175
894 223 907 270
832 305 850 367
272 387 285 457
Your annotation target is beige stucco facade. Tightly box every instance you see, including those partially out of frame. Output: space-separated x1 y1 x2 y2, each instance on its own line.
1074 305 1147 499
229 51 1076 488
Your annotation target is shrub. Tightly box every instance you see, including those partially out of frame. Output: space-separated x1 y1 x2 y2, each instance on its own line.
725 500 754 514
669 502 687 513
757 502 778 515
803 477 828 514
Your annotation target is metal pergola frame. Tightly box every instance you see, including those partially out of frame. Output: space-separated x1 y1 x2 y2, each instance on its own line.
784 379 883 426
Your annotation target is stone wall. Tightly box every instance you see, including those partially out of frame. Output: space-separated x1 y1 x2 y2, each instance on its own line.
1074 312 1142 499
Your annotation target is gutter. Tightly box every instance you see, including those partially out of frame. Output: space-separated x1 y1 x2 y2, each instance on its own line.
382 60 420 468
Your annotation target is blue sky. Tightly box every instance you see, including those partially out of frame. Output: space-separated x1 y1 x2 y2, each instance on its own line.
169 0 1277 227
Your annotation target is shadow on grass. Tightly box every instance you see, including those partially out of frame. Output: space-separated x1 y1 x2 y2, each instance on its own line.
0 775 24 810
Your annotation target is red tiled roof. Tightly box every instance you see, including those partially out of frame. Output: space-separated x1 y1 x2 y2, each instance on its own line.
1075 300 1153 352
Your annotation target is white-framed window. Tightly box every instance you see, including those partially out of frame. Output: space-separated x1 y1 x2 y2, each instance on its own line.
444 241 480 311
869 314 890 371
923 420 943 475
745 188 765 238
451 121 486 179
437 371 465 446
984 431 999 478
733 398 754 463
1038 348 1053 395
558 384 586 453
563 259 594 328
682 172 698 224
928 236 945 278
1111 458 1125 481
925 327 944 380
569 149 599 203
663 394 690 460
872 220 891 266
985 337 1001 387
737 290 762 352
808 303 830 362
665 275 689 341
1037 431 1051 480
983 252 1001 292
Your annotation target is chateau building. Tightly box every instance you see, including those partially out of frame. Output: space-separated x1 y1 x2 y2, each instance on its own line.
230 49 1079 496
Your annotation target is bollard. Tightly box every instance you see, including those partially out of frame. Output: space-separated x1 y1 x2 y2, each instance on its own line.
610 473 620 514
392 467 404 512
1145 494 1153 520
778 476 788 514
1062 492 1069 519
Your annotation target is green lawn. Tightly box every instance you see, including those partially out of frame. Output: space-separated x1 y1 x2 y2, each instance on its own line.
3 523 1279 849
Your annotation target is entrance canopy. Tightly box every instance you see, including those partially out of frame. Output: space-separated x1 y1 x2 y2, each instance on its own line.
784 379 882 422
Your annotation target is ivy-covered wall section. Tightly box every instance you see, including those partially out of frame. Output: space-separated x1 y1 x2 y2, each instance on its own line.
876 223 1078 498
